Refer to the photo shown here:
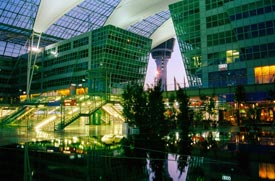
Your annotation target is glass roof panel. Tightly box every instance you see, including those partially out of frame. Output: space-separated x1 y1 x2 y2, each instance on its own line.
0 0 40 57
44 0 120 39
0 0 171 57
127 10 170 38
0 41 27 57
0 0 40 30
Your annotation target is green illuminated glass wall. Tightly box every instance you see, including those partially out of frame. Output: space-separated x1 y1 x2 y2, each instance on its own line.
90 25 152 93
170 0 275 88
32 25 152 94
169 0 202 87
0 56 17 100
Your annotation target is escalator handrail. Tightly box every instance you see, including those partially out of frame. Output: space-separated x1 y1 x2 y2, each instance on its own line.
1 105 28 125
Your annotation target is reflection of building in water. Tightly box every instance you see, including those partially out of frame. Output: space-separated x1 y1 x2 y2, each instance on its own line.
259 163 275 180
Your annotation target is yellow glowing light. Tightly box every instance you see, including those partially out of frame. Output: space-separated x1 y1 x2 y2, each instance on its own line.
29 47 41 53
259 163 275 179
35 115 56 130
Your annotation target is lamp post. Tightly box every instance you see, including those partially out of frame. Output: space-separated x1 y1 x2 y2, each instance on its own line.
109 72 112 101
104 71 112 101
26 32 42 102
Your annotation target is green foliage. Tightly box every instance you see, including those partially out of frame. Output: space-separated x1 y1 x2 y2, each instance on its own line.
268 85 275 101
207 96 215 120
199 94 207 102
176 88 190 131
235 85 246 104
194 110 203 122
176 88 192 174
147 81 167 137
234 85 246 126
122 83 195 177
122 81 167 136
122 82 147 128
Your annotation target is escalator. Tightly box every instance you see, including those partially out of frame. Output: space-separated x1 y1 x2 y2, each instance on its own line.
33 96 107 131
56 100 106 130
101 103 125 122
10 107 36 127
33 107 61 131
1 106 29 126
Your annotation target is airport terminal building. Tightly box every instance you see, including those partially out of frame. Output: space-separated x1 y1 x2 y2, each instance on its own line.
0 0 274 104
16 25 152 98
170 0 275 89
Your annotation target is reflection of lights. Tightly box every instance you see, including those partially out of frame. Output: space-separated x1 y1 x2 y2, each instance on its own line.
259 163 275 179
241 135 245 142
48 107 58 114
68 107 79 114
35 115 56 130
72 137 78 143
235 135 239 143
175 132 179 141
113 124 122 135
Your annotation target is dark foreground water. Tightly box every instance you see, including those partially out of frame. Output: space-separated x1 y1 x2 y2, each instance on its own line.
0 122 188 181
1 123 275 181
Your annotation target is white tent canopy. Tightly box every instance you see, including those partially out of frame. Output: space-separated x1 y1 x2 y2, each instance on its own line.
105 0 179 48
33 0 84 33
150 18 176 48
32 0 179 48
105 0 179 29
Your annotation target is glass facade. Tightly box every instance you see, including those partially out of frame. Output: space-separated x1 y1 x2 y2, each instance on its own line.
169 0 275 88
255 65 275 84
169 0 202 87
0 56 16 101
28 25 152 95
90 25 152 93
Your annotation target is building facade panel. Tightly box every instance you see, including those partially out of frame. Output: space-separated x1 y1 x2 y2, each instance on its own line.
170 0 275 90
28 25 152 96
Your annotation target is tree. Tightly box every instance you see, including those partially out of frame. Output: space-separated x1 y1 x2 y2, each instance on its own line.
122 83 135 122
122 82 148 130
200 94 215 121
176 87 192 175
147 80 167 137
176 88 190 130
235 85 246 126
207 96 215 121
122 81 171 180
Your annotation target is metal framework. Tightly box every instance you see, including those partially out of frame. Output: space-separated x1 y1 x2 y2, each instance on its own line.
0 0 172 58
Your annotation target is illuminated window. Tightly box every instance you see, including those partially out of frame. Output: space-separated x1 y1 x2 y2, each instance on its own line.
254 65 275 84
226 50 239 63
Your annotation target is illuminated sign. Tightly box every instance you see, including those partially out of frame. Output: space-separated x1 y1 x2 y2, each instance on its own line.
222 175 231 180
48 100 61 106
219 64 227 71
63 99 77 106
